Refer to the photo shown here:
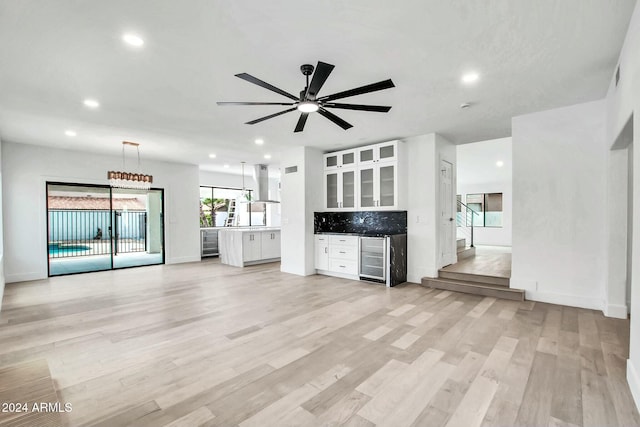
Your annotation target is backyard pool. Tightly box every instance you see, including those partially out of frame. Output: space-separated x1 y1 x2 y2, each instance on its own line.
48 243 91 256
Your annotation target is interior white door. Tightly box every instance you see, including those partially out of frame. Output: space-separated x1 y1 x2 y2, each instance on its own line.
439 160 455 266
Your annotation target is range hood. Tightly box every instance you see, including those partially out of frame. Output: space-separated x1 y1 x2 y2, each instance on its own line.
252 164 280 203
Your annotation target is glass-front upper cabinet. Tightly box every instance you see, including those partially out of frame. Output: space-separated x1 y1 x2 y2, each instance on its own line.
358 164 396 209
325 169 356 210
357 141 397 165
324 149 356 170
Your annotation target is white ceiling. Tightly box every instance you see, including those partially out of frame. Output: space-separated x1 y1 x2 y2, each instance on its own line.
0 0 636 175
457 137 512 186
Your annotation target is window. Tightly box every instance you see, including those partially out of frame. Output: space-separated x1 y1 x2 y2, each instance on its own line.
464 193 503 227
199 186 265 227
466 193 484 227
484 193 503 227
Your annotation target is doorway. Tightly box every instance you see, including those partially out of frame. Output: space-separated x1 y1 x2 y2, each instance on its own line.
439 160 455 266
46 182 164 276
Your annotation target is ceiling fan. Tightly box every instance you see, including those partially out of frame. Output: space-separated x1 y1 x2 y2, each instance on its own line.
217 61 395 132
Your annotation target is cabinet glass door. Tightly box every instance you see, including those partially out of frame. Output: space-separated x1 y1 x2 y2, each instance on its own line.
358 147 375 164
378 143 395 161
360 168 375 208
342 170 355 208
326 172 338 208
378 165 395 207
341 151 355 167
325 154 338 169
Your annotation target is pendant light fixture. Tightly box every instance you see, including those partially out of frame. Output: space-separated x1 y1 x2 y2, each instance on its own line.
239 161 251 202
107 141 153 190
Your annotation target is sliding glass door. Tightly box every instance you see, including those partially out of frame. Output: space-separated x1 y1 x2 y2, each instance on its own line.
111 188 164 269
47 182 164 276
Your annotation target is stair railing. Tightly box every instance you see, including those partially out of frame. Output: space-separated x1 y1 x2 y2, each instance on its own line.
456 200 481 248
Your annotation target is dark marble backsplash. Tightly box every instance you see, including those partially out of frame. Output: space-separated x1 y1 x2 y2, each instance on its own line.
314 211 407 235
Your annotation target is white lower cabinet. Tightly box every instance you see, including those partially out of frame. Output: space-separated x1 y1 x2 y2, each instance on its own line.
261 231 281 260
242 232 262 262
328 258 358 276
315 234 359 278
315 235 329 270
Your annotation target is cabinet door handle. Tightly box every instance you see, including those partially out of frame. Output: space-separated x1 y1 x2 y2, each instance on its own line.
339 265 346 268
325 247 327 253
339 251 346 254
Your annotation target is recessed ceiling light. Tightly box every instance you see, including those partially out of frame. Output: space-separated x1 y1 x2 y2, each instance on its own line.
496 160 504 167
461 72 479 84
255 139 264 145
209 153 217 159
123 33 144 47
264 154 271 159
223 164 230 168
83 99 100 108
65 130 77 137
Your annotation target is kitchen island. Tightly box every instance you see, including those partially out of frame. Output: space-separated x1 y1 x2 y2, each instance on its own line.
218 227 281 267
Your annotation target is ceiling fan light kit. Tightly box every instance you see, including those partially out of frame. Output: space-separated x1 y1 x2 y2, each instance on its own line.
217 61 395 132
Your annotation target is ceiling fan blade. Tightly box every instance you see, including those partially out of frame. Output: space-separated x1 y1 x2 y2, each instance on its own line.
235 73 299 101
305 62 335 100
217 102 296 106
294 113 309 133
322 103 391 112
317 79 395 102
318 107 353 130
245 107 297 125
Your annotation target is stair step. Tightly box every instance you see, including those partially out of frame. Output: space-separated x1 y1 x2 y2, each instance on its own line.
421 277 525 301
456 246 476 260
438 270 510 287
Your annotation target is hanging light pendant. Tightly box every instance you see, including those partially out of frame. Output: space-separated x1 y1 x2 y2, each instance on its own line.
238 161 251 202
107 141 153 190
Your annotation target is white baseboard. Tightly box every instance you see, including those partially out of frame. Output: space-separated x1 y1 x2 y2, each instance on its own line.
524 290 603 311
628 359 640 413
5 272 45 284
165 255 201 265
604 303 628 319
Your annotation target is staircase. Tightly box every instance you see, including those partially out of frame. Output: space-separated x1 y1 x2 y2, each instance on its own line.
422 238 524 301
456 237 475 260
422 270 524 301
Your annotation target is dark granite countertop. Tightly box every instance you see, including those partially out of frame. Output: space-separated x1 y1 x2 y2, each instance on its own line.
315 232 407 237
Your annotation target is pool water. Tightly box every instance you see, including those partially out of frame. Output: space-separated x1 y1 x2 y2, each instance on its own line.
48 243 91 255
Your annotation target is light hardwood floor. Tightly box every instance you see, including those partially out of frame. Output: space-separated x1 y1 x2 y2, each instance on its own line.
442 245 512 278
0 259 638 427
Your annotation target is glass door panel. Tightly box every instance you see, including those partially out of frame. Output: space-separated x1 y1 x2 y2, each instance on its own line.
47 183 113 276
379 165 395 207
112 188 164 269
360 168 375 208
342 170 355 208
326 173 338 208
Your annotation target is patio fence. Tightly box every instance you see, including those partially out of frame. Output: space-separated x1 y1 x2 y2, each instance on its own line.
48 210 147 258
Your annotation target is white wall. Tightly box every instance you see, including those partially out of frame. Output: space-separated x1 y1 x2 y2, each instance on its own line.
511 100 608 310
199 169 252 189
457 137 512 246
2 141 201 283
0 137 5 309
605 0 640 411
606 146 631 318
404 133 456 282
280 146 322 276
